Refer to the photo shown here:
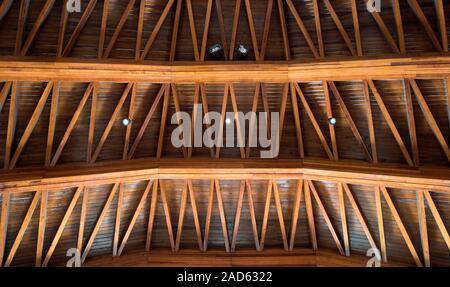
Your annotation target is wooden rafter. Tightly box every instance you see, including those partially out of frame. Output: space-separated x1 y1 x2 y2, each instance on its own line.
278 83 289 147
203 180 215 251
447 79 450 130
4 191 41 267
2 158 450 194
87 82 98 162
259 180 273 251
403 81 419 166
51 83 94 166
277 0 291 60
304 178 317 250
128 84 166 159
159 180 176 252
367 80 414 166
189 84 200 157
215 180 231 252
215 0 228 60
328 81 372 162
0 81 11 113
113 184 124 256
145 179 159 251
243 0 260 60
90 83 133 163
323 0 356 56
20 0 55 56
229 0 241 60
406 0 442 51
200 0 213 61
290 83 304 158
103 0 136 59
229 83 246 158
423 191 450 250
171 84 188 157
374 186 387 263
57 1 68 57
366 5 400 54
123 84 137 159
312 0 324 57
118 180 153 256
363 81 378 163
187 180 203 251
294 83 333 160
9 82 53 169
97 0 109 58
260 0 274 60
81 183 119 263
175 182 188 252
308 180 344 255
186 0 200 61
231 181 246 252
289 180 303 251
323 82 338 159
273 180 288 251
338 183 350 256
380 186 423 267
78 188 88 252
170 0 183 62
156 86 171 159
408 79 450 162
245 181 260 251
0 191 10 266
62 0 98 57
203 180 231 252
42 187 83 267
416 190 430 267
434 0 447 52
35 190 48 267
140 0 175 60
215 84 229 158
0 0 13 21
342 183 378 252
285 0 319 58
391 0 405 53
245 83 260 158
15 0 29 56
4 82 16 168
45 82 59 167
5 56 450 83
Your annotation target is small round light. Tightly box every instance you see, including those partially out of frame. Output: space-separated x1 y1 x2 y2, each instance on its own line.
225 118 232 125
122 118 132 126
328 117 337 126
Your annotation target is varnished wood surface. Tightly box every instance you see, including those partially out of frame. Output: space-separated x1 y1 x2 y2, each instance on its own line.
81 248 412 267
0 0 449 267
0 158 449 193
1 55 450 83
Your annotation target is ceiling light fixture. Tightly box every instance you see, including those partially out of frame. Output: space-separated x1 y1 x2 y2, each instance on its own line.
122 118 132 127
207 44 224 60
235 44 249 60
328 117 337 126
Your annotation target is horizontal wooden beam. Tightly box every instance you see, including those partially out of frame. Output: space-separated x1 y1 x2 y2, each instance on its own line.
1 55 450 83
0 158 448 193
80 248 411 267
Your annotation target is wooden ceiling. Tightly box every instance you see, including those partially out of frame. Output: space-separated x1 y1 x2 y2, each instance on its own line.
0 0 449 267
